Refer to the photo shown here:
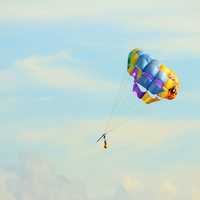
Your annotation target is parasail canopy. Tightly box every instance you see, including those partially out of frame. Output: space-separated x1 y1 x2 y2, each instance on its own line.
128 48 180 104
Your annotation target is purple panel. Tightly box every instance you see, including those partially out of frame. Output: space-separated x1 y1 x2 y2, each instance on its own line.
143 71 154 81
132 83 145 99
154 79 164 88
131 67 138 79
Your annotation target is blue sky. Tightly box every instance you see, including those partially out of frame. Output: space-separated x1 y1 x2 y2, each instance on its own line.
0 0 200 199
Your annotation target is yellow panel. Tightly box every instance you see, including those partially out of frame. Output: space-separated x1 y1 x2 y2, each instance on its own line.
164 79 175 89
128 65 143 78
142 92 160 104
128 66 134 75
130 53 139 65
158 87 168 98
137 68 142 79
159 64 171 75
131 48 140 55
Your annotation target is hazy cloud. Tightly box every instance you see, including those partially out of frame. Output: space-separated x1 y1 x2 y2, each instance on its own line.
16 51 117 92
0 158 88 200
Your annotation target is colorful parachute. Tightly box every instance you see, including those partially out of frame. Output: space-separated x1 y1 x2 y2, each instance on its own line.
128 48 180 104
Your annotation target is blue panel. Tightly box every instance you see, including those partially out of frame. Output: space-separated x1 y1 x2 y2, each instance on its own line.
144 59 160 76
136 54 152 70
156 71 168 83
148 80 164 95
137 50 144 56
137 75 152 89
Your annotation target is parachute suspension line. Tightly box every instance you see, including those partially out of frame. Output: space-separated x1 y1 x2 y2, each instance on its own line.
104 75 144 135
97 74 140 148
97 73 133 149
103 70 129 134
104 80 137 134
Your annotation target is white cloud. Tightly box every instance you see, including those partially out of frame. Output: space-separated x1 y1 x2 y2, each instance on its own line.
122 176 141 192
143 34 200 56
124 15 200 33
192 188 200 200
1 0 199 24
1 1 199 57
105 118 200 150
0 158 88 200
109 165 200 200
17 117 200 153
0 172 16 200
160 180 177 196
109 168 200 200
3 117 200 200
16 51 117 93
125 16 200 56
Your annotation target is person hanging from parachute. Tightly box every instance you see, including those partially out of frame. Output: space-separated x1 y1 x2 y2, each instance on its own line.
97 48 180 149
96 133 108 149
